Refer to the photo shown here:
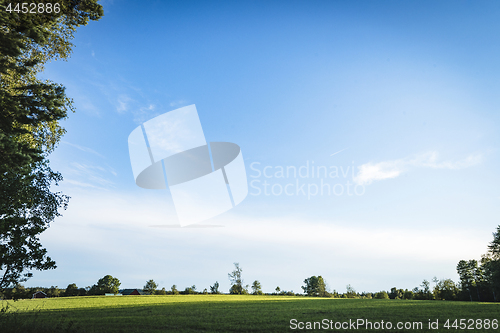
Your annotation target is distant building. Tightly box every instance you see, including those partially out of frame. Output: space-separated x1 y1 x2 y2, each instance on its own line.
32 291 47 299
120 289 146 295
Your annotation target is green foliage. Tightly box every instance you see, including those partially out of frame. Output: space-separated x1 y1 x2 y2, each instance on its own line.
482 256 500 301
0 0 103 293
0 0 103 164
483 226 500 301
64 284 86 297
143 279 158 295
274 288 296 296
229 284 249 295
7 283 30 300
488 225 500 260
373 291 389 299
228 263 247 294
301 276 329 297
251 280 263 295
389 287 404 300
433 278 459 301
0 160 67 291
456 225 500 302
413 279 433 300
64 283 79 297
346 284 357 298
361 292 373 299
89 275 121 295
182 285 197 295
170 285 179 295
457 260 476 301
156 287 167 296
1 284 70 300
210 281 220 294
46 285 61 298
403 289 414 300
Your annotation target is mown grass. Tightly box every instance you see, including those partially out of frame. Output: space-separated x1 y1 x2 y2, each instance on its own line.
1 295 499 332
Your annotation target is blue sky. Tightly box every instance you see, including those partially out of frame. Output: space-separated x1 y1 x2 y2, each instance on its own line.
29 0 500 294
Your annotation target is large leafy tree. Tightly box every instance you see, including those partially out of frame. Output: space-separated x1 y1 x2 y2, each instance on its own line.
482 256 500 301
0 0 103 293
483 225 500 301
89 275 121 295
457 260 476 301
457 225 500 302
301 275 328 297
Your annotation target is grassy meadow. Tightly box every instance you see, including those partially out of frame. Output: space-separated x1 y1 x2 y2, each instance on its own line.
1 295 499 332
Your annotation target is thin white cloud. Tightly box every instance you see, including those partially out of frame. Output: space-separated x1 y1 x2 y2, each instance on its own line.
133 104 158 124
75 71 178 124
64 179 106 190
62 141 105 158
106 164 118 177
330 147 348 157
63 162 117 189
76 94 100 116
116 94 133 113
354 151 482 185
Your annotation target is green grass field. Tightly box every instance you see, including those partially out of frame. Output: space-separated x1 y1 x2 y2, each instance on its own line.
1 295 499 332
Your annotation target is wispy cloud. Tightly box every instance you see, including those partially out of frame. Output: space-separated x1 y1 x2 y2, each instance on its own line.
64 179 106 190
106 164 118 177
64 162 117 189
330 147 348 157
133 104 158 124
354 151 482 185
62 141 105 158
116 94 133 113
76 71 184 124
74 93 100 116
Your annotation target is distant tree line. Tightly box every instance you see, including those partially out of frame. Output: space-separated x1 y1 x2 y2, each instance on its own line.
2 226 499 301
0 274 121 300
302 225 500 302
